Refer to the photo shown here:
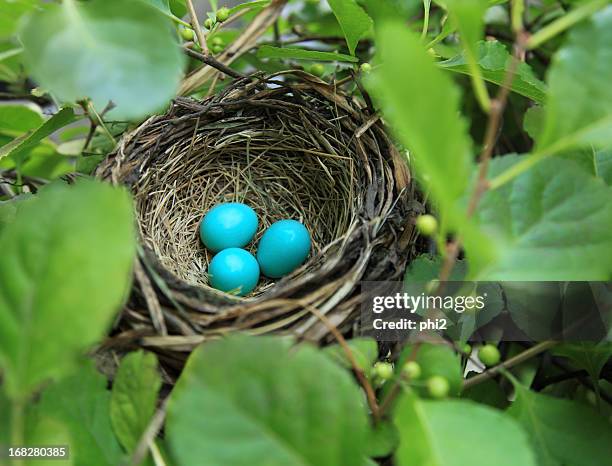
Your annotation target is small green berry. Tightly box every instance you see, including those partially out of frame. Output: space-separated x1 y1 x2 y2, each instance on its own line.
416 214 438 236
427 375 450 399
211 36 224 46
478 344 501 367
180 27 194 41
360 62 372 73
310 63 325 77
373 362 394 381
402 361 421 380
211 43 224 54
462 343 472 355
216 7 230 22
204 18 214 30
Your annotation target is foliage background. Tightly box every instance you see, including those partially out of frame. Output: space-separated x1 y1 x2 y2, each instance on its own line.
0 0 611 465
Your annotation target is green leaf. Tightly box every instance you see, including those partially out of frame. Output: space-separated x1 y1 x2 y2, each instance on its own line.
444 0 490 110
397 344 463 396
328 0 373 55
367 22 473 226
367 420 399 459
323 337 378 375
508 383 612 466
553 342 612 382
0 104 44 134
469 155 612 279
537 6 612 155
439 41 547 103
0 180 135 399
257 45 359 62
25 417 74 466
167 334 370 466
20 0 185 120
461 379 509 409
404 255 467 281
35 360 124 466
110 351 161 455
0 0 38 39
395 393 536 466
0 107 76 164
230 0 271 15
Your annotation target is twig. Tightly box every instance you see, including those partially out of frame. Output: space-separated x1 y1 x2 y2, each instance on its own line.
186 0 209 56
128 397 170 466
463 341 557 389
184 47 246 79
297 300 381 422
379 342 422 415
438 12 529 282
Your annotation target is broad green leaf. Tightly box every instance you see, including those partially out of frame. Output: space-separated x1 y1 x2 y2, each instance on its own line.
537 7 612 154
257 45 358 62
328 0 373 55
110 351 162 454
323 337 378 375
34 360 124 466
445 0 490 109
0 180 135 399
439 41 547 103
167 334 370 466
230 0 271 15
0 104 44 134
0 0 39 39
20 0 185 120
139 0 188 26
503 282 562 340
461 379 509 409
367 420 399 459
469 155 612 279
0 107 76 163
25 417 74 466
508 383 612 466
367 22 473 226
523 105 544 140
397 344 463 396
395 393 536 466
553 342 612 382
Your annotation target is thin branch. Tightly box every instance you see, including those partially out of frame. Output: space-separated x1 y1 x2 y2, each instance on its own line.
128 397 170 466
184 47 247 79
463 341 557 389
297 300 381 422
438 11 529 282
186 0 209 56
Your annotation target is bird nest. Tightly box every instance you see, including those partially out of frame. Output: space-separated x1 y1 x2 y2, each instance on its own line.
96 71 421 376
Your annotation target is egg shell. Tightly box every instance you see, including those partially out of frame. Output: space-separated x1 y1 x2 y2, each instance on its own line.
200 203 258 252
257 220 311 278
208 248 260 296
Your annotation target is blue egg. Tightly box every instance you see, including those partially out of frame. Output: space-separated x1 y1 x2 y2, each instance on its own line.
200 203 258 252
257 220 311 278
208 248 260 296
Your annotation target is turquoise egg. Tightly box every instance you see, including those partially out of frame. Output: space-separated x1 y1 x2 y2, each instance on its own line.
257 220 311 278
208 248 260 296
200 202 258 252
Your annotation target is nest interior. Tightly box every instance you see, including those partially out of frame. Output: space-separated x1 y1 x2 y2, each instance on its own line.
97 71 422 371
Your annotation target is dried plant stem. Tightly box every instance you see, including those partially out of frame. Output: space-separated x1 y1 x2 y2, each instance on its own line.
185 0 209 56
184 47 246 79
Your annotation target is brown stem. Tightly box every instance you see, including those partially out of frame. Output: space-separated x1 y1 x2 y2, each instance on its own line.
439 30 529 282
184 47 247 79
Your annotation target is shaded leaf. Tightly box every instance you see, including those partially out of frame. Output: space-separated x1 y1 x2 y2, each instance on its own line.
110 351 161 454
323 337 378 375
469 155 612 279
35 360 124 466
395 393 536 466
440 41 547 103
328 0 373 55
167 334 370 466
367 22 473 226
0 180 135 399
508 383 612 466
20 0 185 120
553 342 612 382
